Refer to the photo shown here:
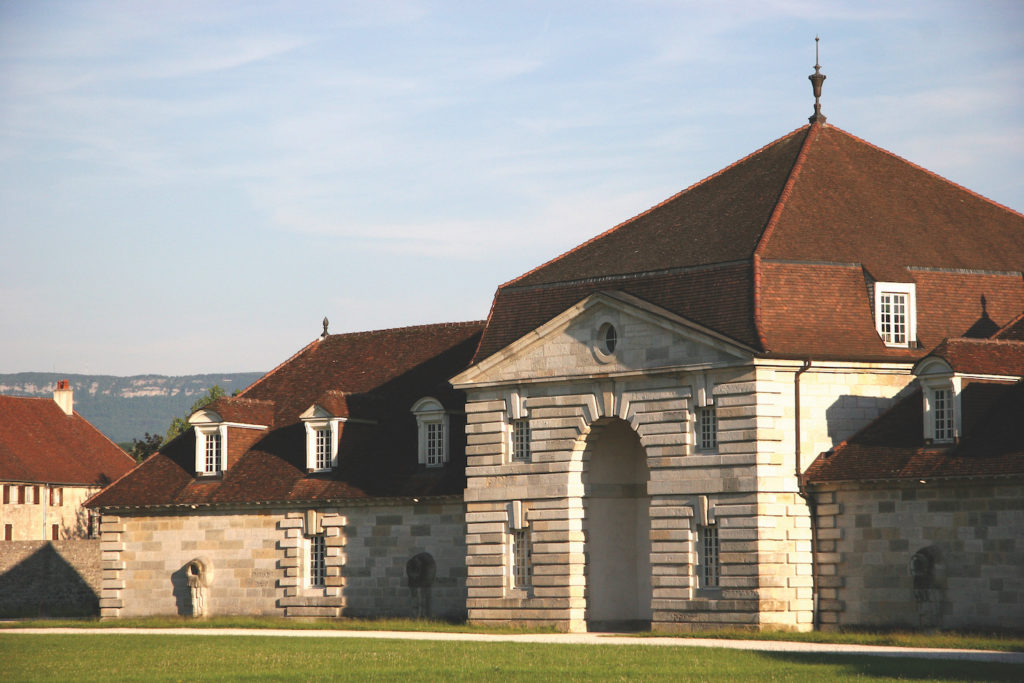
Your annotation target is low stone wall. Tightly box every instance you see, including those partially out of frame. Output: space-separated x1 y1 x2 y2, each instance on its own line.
814 480 1024 631
100 499 466 621
0 540 101 617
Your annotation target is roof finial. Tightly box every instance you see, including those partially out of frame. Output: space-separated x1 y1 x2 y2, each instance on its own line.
808 36 827 124
321 317 330 338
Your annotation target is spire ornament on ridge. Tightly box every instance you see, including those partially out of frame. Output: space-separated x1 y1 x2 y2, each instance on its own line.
808 36 827 123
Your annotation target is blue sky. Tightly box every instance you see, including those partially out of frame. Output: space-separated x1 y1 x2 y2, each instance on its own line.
1 1 1022 376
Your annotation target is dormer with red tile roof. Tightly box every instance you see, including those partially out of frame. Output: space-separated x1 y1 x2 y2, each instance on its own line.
89 321 484 510
187 397 273 476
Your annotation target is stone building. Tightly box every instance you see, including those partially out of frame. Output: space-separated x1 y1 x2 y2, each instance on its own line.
451 113 1024 631
87 73 1024 631
86 322 482 619
1 381 135 542
805 328 1024 631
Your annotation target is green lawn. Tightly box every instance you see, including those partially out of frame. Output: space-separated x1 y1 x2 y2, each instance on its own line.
4 616 1023 653
2 633 1020 682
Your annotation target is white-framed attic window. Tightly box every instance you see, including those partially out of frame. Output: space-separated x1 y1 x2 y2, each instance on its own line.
874 282 917 348
300 405 342 472
412 397 448 467
917 361 960 445
190 410 228 476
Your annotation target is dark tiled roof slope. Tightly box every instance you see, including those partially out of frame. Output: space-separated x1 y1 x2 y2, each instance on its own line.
475 262 758 361
88 322 484 509
475 123 1024 364
805 381 1024 484
0 396 135 486
923 338 1024 376
994 311 1024 340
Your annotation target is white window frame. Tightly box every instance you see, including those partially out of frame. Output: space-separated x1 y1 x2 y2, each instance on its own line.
412 397 448 467
874 282 917 348
302 418 341 472
920 375 960 445
194 423 227 476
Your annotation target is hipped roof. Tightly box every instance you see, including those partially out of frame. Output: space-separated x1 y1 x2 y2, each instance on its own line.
475 123 1024 363
0 395 136 486
88 322 484 509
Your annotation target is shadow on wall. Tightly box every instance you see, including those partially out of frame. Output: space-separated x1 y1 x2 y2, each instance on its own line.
0 543 99 617
824 384 916 447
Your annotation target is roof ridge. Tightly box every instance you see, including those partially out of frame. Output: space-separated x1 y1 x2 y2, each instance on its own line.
497 124 814 291
993 310 1024 339
750 122 821 352
239 320 484 398
323 320 485 339
238 337 321 398
827 125 1024 222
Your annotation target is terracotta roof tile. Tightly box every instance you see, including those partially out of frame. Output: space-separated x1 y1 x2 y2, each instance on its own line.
806 381 1024 484
0 395 136 486
88 322 483 509
923 338 1024 376
474 123 1024 365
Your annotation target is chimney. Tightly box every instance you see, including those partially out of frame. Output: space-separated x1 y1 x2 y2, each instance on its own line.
54 379 73 415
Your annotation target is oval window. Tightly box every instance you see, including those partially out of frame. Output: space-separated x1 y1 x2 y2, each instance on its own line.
595 322 618 360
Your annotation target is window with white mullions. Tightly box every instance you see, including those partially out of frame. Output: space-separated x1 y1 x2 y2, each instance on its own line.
205 432 222 474
875 283 916 348
315 428 332 470
426 421 446 466
933 388 954 442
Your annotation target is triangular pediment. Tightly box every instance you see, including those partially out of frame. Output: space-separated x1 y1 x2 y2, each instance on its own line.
452 291 754 387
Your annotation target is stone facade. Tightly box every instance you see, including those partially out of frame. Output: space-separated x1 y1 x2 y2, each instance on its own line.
98 500 466 620
1 483 99 541
454 296 916 631
813 481 1024 631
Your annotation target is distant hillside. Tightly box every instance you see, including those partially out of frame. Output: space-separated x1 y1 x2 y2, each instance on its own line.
0 372 264 444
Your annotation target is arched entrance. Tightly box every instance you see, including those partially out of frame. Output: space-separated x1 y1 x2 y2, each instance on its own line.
582 418 652 631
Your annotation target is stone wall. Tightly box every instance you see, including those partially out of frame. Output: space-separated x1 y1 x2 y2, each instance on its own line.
814 480 1024 631
0 540 101 617
99 499 465 620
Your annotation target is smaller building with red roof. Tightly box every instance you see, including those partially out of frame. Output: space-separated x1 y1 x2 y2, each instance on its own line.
87 321 483 619
1 381 136 541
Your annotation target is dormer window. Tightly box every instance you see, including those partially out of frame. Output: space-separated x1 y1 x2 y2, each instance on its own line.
874 282 917 347
300 405 342 472
190 419 227 476
916 360 959 445
412 397 448 467
189 405 269 476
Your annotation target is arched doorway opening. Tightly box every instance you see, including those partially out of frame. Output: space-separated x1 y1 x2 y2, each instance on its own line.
582 418 652 631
